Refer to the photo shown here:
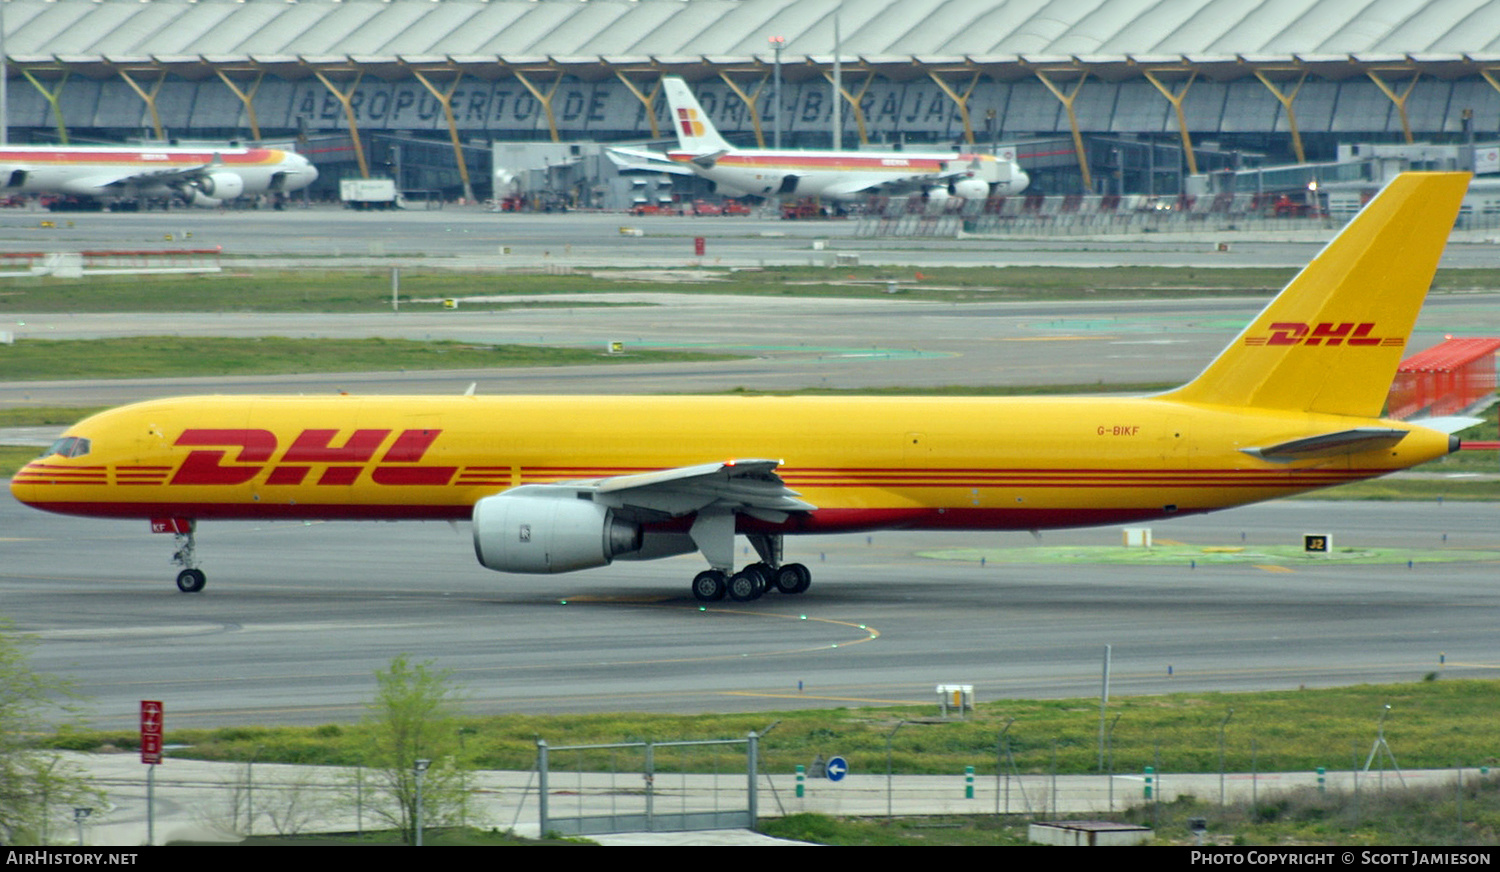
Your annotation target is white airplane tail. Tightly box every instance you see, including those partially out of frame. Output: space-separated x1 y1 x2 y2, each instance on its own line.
662 77 732 155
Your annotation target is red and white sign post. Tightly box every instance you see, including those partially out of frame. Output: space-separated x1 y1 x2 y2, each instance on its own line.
141 700 163 845
140 700 163 764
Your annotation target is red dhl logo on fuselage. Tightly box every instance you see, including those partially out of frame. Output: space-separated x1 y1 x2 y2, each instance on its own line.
170 428 454 487
1243 322 1403 347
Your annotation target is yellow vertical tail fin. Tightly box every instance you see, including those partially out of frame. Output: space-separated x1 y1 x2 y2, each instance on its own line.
1162 172 1470 417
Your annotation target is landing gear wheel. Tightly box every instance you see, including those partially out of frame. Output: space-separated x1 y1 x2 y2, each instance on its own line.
692 570 727 602
772 563 812 595
729 567 766 602
176 568 207 593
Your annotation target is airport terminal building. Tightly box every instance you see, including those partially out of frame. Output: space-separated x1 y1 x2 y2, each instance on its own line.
5 0 1500 200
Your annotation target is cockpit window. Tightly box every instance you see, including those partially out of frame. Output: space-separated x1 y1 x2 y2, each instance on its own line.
40 436 91 459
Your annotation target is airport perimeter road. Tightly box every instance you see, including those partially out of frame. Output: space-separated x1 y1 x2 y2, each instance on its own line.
2 494 1495 731
3 204 1500 269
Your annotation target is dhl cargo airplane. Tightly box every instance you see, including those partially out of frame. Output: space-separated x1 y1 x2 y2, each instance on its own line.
8 173 1479 600
0 144 318 208
608 76 1028 202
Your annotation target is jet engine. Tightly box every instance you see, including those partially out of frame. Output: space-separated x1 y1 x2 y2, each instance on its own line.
949 176 991 199
191 171 246 202
472 494 642 573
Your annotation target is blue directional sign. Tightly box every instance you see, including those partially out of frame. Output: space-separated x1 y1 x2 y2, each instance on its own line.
826 756 848 782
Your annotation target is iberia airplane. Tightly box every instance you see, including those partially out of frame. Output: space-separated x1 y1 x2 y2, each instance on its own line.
608 77 1028 202
0 144 318 207
8 173 1478 600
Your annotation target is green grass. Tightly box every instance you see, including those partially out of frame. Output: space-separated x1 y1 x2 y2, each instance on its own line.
187 826 592 846
0 445 42 474
716 381 1177 396
0 406 109 427
1134 785 1500 847
49 680 1500 778
5 261 1494 312
762 813 1033 846
761 778 1500 845
1289 479 1500 501
9 263 1499 312
0 266 1262 313
0 335 730 381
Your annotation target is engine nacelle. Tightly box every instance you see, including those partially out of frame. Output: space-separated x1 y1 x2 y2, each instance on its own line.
472 493 641 574
193 171 246 201
949 176 991 200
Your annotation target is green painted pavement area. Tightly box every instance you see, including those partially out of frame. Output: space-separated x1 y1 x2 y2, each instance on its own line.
918 544 1500 566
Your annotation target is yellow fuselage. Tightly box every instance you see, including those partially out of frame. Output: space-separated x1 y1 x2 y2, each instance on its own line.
9 394 1452 532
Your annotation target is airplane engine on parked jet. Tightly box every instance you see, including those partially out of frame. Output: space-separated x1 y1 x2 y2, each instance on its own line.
950 176 991 199
192 171 246 202
472 493 642 573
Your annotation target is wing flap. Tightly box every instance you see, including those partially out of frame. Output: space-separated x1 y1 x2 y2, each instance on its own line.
506 459 815 518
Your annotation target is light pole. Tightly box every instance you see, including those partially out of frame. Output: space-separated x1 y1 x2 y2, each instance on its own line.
413 758 431 846
246 744 264 837
885 720 907 820
72 807 92 847
1218 709 1234 807
769 36 785 149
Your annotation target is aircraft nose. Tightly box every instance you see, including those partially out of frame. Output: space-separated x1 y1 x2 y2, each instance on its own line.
1013 168 1030 194
297 154 319 186
9 461 39 506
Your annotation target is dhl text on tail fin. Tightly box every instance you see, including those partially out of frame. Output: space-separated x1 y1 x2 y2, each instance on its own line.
1162 172 1469 418
9 173 1472 602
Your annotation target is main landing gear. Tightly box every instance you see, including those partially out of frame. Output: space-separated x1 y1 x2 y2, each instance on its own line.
691 562 813 603
688 528 812 603
170 525 207 593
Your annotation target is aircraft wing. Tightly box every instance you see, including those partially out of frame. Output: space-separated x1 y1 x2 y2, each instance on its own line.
820 177 888 198
53 162 220 196
605 146 696 176
819 161 985 199
501 459 814 523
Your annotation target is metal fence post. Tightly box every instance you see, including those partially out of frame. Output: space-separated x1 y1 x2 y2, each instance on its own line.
537 740 549 836
748 731 759 826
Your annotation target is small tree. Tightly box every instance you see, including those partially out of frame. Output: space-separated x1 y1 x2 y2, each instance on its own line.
0 626 105 845
362 654 472 843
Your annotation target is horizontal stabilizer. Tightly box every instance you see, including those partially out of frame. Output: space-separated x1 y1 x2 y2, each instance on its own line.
1406 416 1483 435
690 149 729 169
1241 428 1408 461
